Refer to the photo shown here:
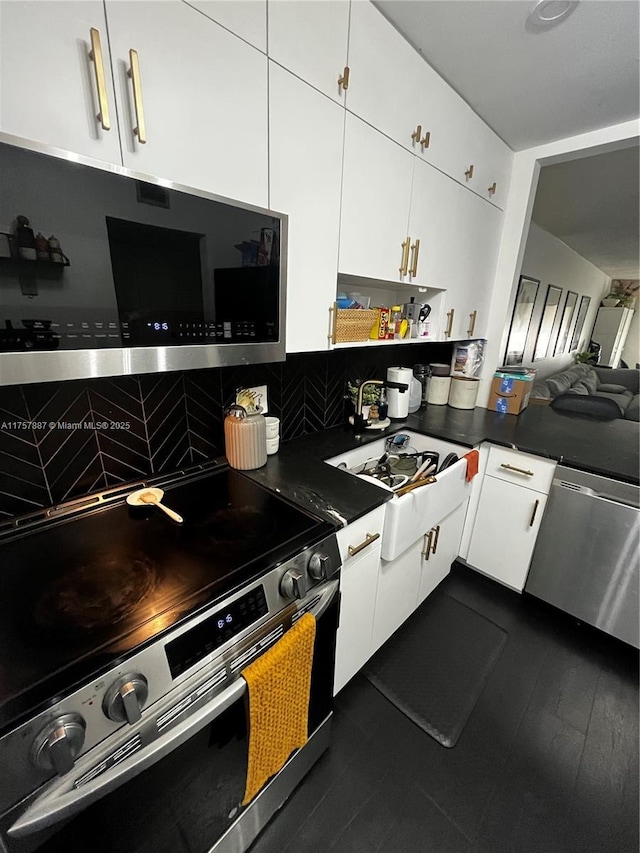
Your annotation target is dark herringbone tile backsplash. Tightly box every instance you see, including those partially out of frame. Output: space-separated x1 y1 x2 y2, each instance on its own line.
0 343 451 518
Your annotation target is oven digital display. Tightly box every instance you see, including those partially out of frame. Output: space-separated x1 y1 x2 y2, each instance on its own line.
165 585 268 678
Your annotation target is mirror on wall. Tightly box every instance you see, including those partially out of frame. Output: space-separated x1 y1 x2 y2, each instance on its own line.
570 295 591 351
554 290 578 355
534 284 563 360
504 275 540 365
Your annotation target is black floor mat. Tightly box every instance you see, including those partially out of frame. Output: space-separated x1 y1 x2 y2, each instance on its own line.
364 592 508 748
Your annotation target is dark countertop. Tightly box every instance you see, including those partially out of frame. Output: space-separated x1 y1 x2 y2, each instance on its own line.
244 402 639 527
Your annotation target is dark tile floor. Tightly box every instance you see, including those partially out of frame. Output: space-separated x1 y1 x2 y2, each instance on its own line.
250 564 639 853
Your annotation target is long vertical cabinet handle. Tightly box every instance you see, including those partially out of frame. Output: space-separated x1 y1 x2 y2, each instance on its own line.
467 310 477 337
399 237 411 275
421 531 433 561
430 525 440 554
410 239 420 277
127 49 147 144
88 28 111 131
444 309 455 338
529 499 540 528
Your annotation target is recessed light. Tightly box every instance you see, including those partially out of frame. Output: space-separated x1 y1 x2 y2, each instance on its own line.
527 0 579 31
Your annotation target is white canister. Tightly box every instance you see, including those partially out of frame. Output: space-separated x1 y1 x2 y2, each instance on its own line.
386 366 413 419
224 405 267 470
448 376 480 409
427 375 451 406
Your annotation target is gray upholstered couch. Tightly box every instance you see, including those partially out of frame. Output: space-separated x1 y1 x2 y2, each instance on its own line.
531 364 640 421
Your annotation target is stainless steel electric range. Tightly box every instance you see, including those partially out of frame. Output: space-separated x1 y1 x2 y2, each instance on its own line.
0 463 341 853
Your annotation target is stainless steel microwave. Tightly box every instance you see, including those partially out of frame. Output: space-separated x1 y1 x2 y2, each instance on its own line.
0 134 287 386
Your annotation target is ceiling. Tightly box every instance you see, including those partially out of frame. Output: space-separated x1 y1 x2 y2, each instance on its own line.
531 144 640 278
373 0 640 151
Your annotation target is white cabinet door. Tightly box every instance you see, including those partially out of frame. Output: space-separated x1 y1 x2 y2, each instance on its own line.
339 114 413 282
371 542 421 653
333 540 381 695
450 187 502 340
406 156 460 291
417 501 467 605
467 476 548 592
474 121 513 210
269 65 344 353
0 1 122 164
346 0 423 153
106 0 268 207
268 0 350 103
185 0 267 52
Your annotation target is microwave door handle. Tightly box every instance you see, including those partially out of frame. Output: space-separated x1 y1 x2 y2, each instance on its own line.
9 578 338 839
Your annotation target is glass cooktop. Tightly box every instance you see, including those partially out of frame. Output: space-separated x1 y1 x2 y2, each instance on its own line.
0 468 331 733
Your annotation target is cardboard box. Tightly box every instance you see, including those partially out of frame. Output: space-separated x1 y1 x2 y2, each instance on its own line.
488 369 536 415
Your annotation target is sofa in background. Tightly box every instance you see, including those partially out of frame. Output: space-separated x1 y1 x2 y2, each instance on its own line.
531 364 640 421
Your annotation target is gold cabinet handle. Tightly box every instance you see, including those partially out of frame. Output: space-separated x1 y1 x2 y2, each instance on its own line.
411 124 422 144
409 238 420 277
348 531 380 557
500 463 534 477
420 131 431 149
529 499 540 528
399 236 411 275
88 28 111 131
328 303 338 344
127 48 147 144
444 308 455 338
338 66 350 90
431 525 440 554
464 164 474 180
488 182 497 196
467 310 477 337
421 530 433 561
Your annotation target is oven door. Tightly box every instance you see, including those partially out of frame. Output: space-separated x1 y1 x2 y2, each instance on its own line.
3 580 339 853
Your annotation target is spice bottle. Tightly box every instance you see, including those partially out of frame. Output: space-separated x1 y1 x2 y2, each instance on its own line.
15 215 37 260
35 233 49 261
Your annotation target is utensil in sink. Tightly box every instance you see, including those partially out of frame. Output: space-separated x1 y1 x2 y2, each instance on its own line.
408 451 439 482
394 476 437 497
127 487 184 523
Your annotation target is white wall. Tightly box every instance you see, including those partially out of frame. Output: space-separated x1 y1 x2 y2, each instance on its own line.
621 299 639 367
513 223 609 381
478 119 639 406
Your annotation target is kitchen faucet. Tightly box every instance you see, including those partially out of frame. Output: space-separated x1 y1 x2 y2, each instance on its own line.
354 379 409 433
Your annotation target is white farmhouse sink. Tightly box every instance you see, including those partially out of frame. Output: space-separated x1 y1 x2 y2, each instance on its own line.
326 430 472 561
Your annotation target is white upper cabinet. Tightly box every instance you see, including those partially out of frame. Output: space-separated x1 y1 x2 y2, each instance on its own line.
405 156 459 291
184 1 267 52
269 64 345 353
268 0 350 103
0 1 122 165
346 2 512 208
106 0 268 207
339 114 413 283
474 121 513 209
346 0 423 153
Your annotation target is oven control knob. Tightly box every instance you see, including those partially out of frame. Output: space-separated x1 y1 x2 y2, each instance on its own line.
31 713 86 776
102 673 149 725
280 568 308 601
308 552 331 581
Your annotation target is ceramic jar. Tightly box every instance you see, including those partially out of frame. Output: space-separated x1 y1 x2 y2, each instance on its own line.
224 404 267 470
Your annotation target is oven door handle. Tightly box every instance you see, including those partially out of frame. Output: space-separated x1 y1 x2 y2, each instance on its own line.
9 677 246 838
9 578 339 839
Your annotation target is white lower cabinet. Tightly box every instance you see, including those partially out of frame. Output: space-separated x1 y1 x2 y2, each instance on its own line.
333 506 384 695
466 476 548 592
417 501 467 605
371 500 467 654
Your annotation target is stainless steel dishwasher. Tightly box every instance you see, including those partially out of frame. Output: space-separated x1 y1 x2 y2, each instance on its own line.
525 465 639 648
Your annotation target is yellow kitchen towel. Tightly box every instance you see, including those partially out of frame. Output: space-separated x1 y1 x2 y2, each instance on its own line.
242 613 316 806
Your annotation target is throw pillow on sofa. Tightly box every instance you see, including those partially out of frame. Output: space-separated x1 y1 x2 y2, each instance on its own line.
597 383 630 394
546 373 574 397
